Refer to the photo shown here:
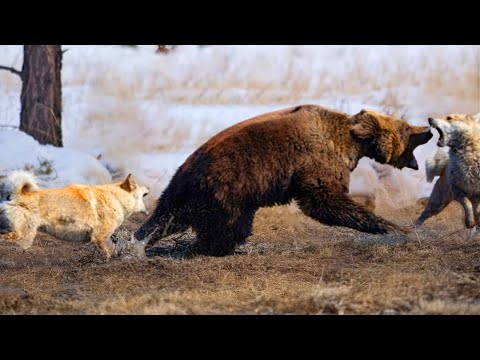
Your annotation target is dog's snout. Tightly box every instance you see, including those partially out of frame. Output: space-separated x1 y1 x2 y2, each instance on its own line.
428 118 434 125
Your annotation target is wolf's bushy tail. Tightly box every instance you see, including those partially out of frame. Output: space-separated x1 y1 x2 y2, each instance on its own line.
2 170 40 196
425 148 449 183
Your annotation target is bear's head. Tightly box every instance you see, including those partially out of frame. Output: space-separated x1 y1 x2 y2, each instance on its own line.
351 109 433 170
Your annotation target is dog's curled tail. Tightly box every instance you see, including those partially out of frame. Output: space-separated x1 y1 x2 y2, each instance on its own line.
425 148 449 183
4 171 40 195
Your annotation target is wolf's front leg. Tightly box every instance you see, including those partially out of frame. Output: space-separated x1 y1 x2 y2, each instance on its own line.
453 187 475 228
471 196 480 227
415 174 453 227
469 196 480 239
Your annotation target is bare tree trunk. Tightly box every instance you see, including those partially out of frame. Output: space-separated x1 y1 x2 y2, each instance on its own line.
20 45 63 147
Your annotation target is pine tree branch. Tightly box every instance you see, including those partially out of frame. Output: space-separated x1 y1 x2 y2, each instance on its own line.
0 65 23 79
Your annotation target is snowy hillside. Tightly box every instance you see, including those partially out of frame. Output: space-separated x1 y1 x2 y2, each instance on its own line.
0 45 479 208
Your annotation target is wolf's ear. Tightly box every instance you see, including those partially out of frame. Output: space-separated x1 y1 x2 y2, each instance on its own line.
120 174 134 192
351 110 379 140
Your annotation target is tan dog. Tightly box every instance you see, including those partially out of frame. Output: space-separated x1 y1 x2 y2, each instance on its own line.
0 171 149 258
416 113 480 227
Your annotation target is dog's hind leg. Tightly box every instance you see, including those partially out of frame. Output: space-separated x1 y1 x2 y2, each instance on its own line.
415 176 453 227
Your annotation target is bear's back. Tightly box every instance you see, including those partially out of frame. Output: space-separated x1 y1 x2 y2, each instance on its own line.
204 105 323 151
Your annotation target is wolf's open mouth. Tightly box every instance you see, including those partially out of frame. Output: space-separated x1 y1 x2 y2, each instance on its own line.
432 125 445 147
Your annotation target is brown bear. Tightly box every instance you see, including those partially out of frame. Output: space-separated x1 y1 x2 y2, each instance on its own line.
135 105 432 256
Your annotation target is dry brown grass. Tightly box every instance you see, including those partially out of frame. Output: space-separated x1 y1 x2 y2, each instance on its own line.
1 199 480 315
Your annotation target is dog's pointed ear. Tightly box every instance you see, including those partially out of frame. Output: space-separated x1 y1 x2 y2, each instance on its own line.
19 177 39 195
351 110 379 140
120 174 133 192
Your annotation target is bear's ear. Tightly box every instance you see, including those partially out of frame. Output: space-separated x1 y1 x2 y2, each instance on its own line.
120 174 134 192
351 110 379 140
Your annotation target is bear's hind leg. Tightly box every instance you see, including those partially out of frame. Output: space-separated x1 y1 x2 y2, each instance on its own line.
192 210 255 257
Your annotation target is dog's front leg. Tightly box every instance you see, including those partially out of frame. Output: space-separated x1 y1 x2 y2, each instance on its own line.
0 231 21 241
453 187 475 229
1 231 36 249
91 232 116 260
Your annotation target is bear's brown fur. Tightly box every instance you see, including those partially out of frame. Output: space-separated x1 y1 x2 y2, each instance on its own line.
135 105 432 256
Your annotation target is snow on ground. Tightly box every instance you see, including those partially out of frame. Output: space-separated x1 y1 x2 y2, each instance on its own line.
0 129 111 188
0 45 479 208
